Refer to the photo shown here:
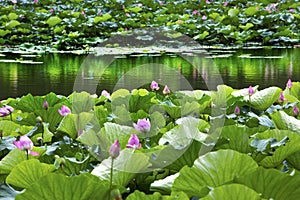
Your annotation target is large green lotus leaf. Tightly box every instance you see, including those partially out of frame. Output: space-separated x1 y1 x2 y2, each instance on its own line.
202 184 260 200
253 129 300 167
6 20 20 29
0 183 18 200
150 173 179 195
271 111 300 133
0 149 27 175
126 191 163 200
164 140 202 172
57 156 90 176
15 173 110 200
287 151 300 170
0 121 33 137
236 167 300 200
92 149 151 186
159 117 207 149
103 122 135 148
126 190 189 200
247 87 282 110
172 150 258 197
69 91 95 114
6 159 55 189
129 89 155 113
15 93 44 113
46 16 62 27
57 112 94 139
216 125 254 153
94 14 112 23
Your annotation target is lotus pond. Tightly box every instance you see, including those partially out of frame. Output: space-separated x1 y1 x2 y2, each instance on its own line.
1 79 300 199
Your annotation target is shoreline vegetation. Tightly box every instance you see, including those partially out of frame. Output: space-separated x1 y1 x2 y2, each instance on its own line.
1 0 300 50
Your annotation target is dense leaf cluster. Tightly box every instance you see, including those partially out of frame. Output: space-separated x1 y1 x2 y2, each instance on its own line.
1 81 300 199
0 0 300 49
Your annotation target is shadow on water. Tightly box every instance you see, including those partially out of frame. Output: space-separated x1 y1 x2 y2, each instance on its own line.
0 48 300 100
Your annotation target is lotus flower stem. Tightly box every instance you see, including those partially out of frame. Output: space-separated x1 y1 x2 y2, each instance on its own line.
109 158 114 200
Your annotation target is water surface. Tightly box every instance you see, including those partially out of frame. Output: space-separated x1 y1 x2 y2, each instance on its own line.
0 48 299 100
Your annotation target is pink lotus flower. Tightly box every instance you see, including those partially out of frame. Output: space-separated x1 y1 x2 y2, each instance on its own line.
138 3 143 7
101 90 111 99
223 1 228 6
293 105 299 117
193 10 198 15
81 10 85 15
43 100 48 110
234 106 240 115
248 86 254 96
256 7 259 11
58 105 71 116
150 81 159 91
278 92 285 103
287 79 293 89
126 13 130 17
202 15 207 20
0 105 14 117
266 6 271 12
34 0 38 3
206 0 209 4
14 136 39 156
289 9 294 13
134 118 151 133
110 140 120 159
12 0 17 4
50 8 54 13
159 1 163 5
126 134 141 149
163 85 170 94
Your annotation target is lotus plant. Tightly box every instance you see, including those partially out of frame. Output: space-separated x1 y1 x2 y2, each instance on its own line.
248 86 254 111
58 105 71 116
14 135 39 159
287 79 292 94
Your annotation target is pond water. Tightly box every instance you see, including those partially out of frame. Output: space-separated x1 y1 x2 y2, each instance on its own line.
0 48 299 100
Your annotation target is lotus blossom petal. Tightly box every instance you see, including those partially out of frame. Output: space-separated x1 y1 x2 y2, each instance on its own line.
150 81 159 91
234 106 240 115
0 105 14 117
134 118 151 133
126 134 141 149
248 86 254 96
287 79 293 89
58 105 71 116
110 140 120 159
163 85 170 94
101 90 111 99
278 92 284 103
44 100 48 110
293 106 299 116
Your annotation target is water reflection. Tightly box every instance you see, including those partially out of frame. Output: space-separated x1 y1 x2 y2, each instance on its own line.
0 48 300 100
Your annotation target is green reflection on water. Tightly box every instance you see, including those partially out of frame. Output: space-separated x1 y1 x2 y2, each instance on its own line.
0 48 300 100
